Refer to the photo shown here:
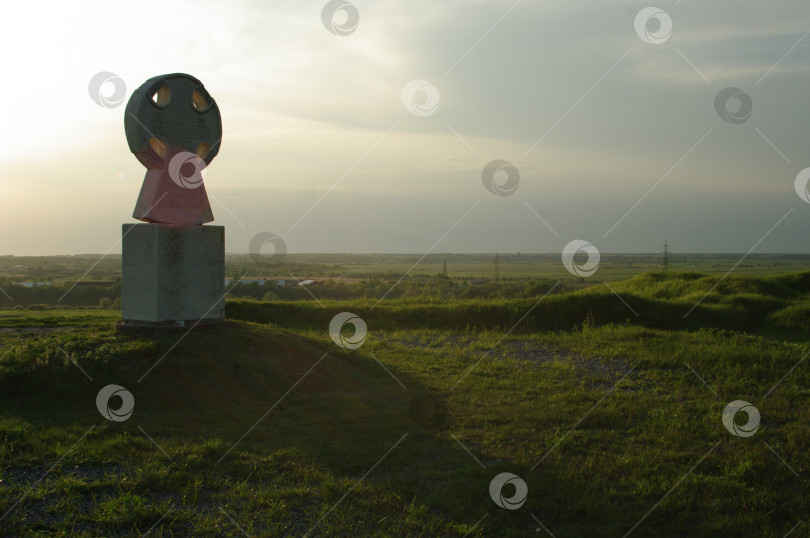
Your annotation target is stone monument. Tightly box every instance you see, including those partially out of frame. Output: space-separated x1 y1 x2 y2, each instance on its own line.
119 73 225 328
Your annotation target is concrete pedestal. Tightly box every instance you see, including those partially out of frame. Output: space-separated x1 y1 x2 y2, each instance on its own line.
122 223 225 325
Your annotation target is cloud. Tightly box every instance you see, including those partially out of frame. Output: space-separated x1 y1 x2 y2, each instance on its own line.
1 0 809 255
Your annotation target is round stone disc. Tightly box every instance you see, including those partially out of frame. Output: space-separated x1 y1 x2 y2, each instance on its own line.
124 73 222 169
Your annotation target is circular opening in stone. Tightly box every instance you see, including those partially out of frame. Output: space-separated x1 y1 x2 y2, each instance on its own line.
196 142 212 160
192 87 213 112
147 137 168 160
150 82 171 107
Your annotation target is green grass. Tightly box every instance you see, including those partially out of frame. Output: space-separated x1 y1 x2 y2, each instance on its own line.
0 271 808 536
227 270 810 338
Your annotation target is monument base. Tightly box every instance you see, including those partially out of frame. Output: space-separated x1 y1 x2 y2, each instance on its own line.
122 223 225 324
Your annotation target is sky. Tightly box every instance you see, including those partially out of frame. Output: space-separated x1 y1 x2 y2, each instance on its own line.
1 0 810 255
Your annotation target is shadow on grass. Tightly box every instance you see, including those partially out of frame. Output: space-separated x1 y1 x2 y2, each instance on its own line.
0 320 526 534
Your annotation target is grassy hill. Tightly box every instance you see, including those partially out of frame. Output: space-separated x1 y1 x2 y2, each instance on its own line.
228 270 810 336
0 271 807 536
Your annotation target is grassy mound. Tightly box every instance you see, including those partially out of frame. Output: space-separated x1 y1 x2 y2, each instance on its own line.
0 319 443 535
227 270 810 337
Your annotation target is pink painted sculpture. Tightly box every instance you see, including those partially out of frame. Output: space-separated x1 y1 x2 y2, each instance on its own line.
124 74 222 225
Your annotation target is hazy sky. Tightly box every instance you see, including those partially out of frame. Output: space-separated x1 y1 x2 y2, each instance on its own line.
2 0 810 255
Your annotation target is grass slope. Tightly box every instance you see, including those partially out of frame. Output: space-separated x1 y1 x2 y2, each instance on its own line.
0 271 808 536
227 270 810 337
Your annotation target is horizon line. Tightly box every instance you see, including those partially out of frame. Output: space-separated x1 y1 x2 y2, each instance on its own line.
4 252 810 258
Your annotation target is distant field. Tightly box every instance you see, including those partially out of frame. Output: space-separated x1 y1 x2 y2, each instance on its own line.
336 258 810 281
3 253 810 283
0 271 807 536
